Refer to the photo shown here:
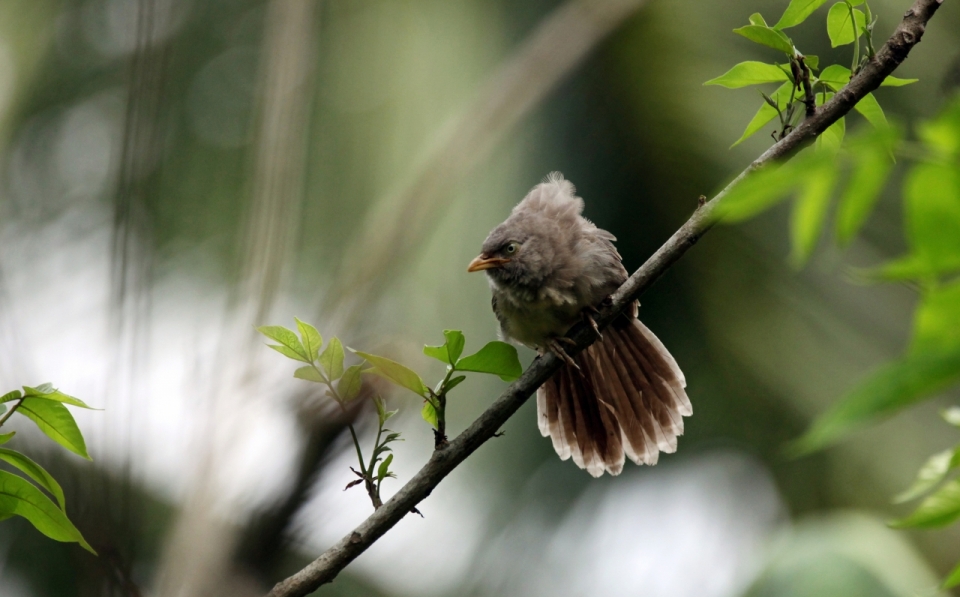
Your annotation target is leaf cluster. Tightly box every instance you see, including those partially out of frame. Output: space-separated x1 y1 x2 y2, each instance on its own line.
704 0 914 147
258 320 523 508
0 384 96 553
417 329 522 437
713 49 960 586
777 97 960 453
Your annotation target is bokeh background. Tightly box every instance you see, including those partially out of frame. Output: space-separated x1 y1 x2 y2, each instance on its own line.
0 0 958 595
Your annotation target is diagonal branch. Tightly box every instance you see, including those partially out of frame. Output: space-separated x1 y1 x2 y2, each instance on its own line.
266 1 943 595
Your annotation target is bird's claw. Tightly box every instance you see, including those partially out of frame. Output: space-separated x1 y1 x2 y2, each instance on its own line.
546 338 580 371
582 309 602 341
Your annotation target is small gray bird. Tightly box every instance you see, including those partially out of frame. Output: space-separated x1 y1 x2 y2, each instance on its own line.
468 172 691 476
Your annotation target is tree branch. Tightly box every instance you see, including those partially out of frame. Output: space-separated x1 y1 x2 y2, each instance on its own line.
265 1 942 595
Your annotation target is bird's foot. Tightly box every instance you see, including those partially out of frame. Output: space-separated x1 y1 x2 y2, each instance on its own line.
581 306 602 341
545 337 580 371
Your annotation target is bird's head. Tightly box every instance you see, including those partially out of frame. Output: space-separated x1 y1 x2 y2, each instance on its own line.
467 216 557 289
467 172 584 289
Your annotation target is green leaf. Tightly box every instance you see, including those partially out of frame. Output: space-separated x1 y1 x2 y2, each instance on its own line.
716 149 826 222
889 479 960 529
0 403 5 415
893 448 960 503
22 387 95 409
0 432 15 444
814 114 845 154
17 399 90 460
902 163 960 278
0 470 94 553
704 61 790 88
917 95 960 159
0 448 66 509
835 127 898 244
294 318 322 361
1 390 22 404
373 395 397 426
258 325 309 362
338 365 364 402
354 351 428 397
421 400 439 428
266 344 307 361
444 330 466 364
748 12 768 26
803 55 819 71
911 281 960 356
944 407 960 428
423 330 467 366
788 349 960 455
733 25 795 55
790 160 838 265
827 3 866 47
422 344 449 364
293 366 325 383
775 0 831 29
444 375 467 394
854 93 887 128
732 81 794 147
456 341 523 381
319 337 345 381
377 453 394 482
818 64 851 90
944 560 960 589
872 161 960 280
880 75 918 87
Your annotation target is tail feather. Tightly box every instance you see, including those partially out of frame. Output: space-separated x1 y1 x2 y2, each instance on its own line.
593 340 659 465
535 313 691 476
619 323 688 437
608 327 674 455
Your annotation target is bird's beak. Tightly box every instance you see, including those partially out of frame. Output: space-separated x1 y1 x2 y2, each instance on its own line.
467 254 510 272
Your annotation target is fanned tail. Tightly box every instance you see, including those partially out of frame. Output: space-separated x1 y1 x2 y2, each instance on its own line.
536 312 691 477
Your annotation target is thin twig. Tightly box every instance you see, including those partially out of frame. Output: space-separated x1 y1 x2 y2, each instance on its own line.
265 1 943 595
798 56 817 119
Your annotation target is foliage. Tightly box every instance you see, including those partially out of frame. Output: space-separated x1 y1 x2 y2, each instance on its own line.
259 321 522 509
709 0 960 583
890 409 960 588
0 384 96 554
704 0 914 148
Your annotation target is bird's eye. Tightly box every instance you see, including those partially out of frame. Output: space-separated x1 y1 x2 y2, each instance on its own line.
504 242 519 255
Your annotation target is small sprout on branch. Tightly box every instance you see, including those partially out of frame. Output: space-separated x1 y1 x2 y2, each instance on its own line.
259 321 404 511
260 320 524 506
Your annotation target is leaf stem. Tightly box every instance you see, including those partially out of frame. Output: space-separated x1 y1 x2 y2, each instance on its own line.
366 425 383 479
848 1 860 72
0 397 25 428
430 366 457 449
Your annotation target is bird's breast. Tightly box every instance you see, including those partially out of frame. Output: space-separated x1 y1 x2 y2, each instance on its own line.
490 283 582 349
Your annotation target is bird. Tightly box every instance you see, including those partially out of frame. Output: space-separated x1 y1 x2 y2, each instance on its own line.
467 172 692 477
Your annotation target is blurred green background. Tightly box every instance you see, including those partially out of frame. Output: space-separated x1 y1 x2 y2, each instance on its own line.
0 0 958 595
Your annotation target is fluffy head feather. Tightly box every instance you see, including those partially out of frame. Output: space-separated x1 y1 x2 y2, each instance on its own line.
480 172 624 311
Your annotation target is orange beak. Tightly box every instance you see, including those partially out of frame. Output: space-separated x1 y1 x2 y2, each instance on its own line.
467 254 510 272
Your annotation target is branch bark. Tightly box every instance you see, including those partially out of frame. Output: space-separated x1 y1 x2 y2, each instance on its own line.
266 1 943 595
